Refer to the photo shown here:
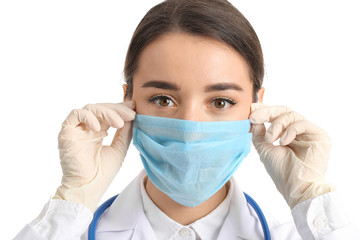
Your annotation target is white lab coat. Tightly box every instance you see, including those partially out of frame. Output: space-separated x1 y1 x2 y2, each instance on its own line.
14 170 359 240
91 170 290 240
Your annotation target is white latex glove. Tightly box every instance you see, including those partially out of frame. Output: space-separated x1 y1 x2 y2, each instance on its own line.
53 101 136 212
250 103 335 209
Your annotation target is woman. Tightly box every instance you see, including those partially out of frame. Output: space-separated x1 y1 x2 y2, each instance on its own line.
14 0 358 239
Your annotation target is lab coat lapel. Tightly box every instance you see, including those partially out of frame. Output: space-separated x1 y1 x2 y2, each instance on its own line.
95 170 157 240
217 178 264 240
131 213 156 240
94 170 268 239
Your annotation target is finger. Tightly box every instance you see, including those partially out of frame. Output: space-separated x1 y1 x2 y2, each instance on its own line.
122 100 136 110
62 109 101 132
251 123 274 156
88 102 136 122
83 104 125 129
110 120 134 155
265 111 305 143
108 102 136 121
98 101 136 111
279 119 327 145
250 105 292 124
101 121 134 173
250 102 268 112
251 122 266 136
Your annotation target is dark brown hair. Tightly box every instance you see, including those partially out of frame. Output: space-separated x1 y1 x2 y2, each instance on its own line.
124 0 264 102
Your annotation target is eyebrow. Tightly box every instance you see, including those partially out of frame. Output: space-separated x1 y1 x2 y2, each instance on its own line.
204 83 243 92
141 80 181 90
141 80 243 92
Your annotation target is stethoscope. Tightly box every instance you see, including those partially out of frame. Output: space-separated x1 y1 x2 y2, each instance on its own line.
88 192 271 240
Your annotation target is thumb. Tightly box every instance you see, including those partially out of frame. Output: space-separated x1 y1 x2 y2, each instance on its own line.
110 120 134 158
99 121 133 181
251 123 273 157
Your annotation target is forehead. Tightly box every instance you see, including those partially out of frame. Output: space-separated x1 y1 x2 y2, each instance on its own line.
134 32 252 90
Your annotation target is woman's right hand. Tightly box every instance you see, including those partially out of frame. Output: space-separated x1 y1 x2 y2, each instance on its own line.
53 101 136 212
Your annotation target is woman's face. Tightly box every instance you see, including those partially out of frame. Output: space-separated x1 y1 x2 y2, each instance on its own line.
125 32 264 121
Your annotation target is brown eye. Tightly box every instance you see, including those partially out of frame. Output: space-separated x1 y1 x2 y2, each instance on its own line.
214 99 226 108
210 97 236 109
159 97 171 106
147 95 175 107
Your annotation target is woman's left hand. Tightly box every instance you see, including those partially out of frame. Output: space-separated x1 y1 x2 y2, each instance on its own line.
250 103 335 209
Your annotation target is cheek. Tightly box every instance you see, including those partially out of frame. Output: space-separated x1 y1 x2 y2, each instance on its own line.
233 95 252 120
132 96 150 115
246 105 251 119
234 103 251 120
130 87 147 115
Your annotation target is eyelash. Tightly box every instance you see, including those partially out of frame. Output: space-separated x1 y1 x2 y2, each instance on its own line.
210 96 237 106
147 94 237 109
146 95 174 106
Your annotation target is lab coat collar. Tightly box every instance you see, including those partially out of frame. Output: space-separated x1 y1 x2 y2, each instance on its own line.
95 169 157 240
218 174 267 240
95 169 269 240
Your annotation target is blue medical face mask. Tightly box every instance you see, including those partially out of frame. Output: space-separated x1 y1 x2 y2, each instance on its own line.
132 114 252 207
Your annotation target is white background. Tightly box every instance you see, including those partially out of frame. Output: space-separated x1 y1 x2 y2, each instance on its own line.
1 0 359 238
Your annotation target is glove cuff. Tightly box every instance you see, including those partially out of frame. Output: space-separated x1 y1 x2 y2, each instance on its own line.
53 184 104 213
291 181 336 209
